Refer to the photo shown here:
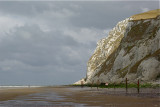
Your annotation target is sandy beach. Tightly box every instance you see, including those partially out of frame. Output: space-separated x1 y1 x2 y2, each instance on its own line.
0 86 159 107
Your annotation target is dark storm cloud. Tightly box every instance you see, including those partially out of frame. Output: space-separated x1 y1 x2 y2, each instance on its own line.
0 1 158 85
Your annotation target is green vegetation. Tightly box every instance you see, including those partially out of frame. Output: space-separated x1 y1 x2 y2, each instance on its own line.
98 83 159 88
71 83 160 88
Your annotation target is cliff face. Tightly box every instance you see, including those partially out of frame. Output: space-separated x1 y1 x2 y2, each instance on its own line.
86 18 130 83
76 9 160 84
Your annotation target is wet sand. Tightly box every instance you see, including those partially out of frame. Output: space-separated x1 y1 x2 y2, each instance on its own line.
0 87 43 101
0 86 159 107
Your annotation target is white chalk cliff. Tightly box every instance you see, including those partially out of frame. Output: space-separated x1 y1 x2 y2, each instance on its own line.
75 9 160 85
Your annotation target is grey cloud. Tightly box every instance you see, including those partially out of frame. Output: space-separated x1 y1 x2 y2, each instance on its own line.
0 1 158 29
0 24 82 66
0 23 92 85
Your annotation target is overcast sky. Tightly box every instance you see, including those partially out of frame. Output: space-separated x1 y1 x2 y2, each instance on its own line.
0 1 159 85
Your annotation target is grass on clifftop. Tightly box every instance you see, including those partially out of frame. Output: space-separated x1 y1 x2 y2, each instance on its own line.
131 9 160 20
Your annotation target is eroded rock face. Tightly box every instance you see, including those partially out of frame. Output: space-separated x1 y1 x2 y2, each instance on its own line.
86 18 131 83
83 10 160 84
